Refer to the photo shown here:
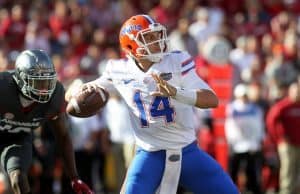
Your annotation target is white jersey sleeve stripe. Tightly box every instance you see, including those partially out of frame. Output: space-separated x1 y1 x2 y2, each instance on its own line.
181 60 195 71
181 57 193 67
181 64 195 76
181 56 195 75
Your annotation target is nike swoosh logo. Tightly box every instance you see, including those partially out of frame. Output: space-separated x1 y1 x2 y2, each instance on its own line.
123 79 135 84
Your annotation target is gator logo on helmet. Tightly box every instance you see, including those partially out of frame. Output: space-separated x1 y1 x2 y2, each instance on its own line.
120 24 142 36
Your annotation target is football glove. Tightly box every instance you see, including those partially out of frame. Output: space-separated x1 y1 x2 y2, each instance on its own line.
71 178 94 194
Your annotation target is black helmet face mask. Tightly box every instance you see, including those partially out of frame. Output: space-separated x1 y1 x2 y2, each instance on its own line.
13 50 57 103
22 72 57 103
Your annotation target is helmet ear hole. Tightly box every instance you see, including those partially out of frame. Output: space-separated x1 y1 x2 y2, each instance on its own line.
127 45 132 50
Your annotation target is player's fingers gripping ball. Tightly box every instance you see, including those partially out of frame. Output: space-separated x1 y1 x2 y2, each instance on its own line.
66 83 109 118
151 73 177 97
82 82 99 93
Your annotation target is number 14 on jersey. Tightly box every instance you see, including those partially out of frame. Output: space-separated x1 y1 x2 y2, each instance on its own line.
133 91 175 127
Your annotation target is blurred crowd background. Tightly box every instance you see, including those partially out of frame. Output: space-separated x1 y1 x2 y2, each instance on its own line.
1 0 300 194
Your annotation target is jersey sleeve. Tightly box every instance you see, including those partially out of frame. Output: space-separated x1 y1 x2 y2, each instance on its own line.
94 59 114 89
86 115 104 132
178 51 212 91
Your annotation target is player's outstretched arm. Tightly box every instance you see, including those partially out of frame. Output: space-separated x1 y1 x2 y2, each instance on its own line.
193 88 219 108
151 73 218 109
49 113 94 194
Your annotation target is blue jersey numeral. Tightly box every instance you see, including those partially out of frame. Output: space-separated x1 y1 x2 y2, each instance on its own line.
133 91 175 127
133 91 148 127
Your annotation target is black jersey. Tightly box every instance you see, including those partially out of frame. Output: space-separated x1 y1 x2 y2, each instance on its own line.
0 71 66 140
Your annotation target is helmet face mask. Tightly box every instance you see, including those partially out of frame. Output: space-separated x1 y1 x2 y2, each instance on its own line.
119 15 170 63
24 73 57 102
13 50 57 103
135 24 169 62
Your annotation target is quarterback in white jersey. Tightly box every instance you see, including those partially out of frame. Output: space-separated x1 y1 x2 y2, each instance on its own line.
97 50 211 151
79 15 239 194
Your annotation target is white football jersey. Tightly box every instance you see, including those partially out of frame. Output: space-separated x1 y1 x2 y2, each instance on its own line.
95 51 212 151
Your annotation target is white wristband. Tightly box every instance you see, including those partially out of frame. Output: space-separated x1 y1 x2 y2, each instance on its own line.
173 87 197 106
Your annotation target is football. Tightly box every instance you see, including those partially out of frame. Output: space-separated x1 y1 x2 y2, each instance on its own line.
66 85 109 118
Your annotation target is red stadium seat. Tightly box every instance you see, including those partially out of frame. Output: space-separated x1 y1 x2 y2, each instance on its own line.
210 81 233 99
212 104 226 119
207 64 233 80
213 119 226 137
214 138 229 171
206 64 233 171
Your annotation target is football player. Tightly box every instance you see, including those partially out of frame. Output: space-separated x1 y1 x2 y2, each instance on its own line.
71 15 239 194
0 49 93 194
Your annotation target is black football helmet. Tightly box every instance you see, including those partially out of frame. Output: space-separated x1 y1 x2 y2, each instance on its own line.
13 49 57 103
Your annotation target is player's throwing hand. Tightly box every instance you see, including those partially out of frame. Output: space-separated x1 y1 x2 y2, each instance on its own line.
151 73 177 97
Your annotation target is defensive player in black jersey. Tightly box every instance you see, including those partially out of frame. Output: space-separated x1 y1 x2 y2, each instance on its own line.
0 49 93 194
